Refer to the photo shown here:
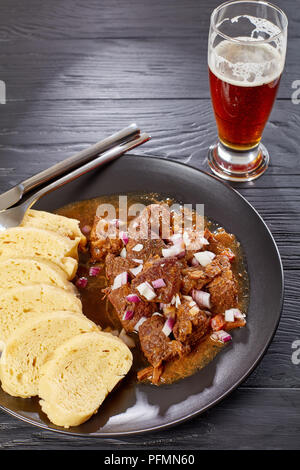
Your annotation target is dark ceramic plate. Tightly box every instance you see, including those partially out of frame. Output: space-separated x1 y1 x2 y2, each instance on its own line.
0 155 283 436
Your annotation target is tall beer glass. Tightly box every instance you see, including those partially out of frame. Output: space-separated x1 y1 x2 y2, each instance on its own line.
208 1 287 181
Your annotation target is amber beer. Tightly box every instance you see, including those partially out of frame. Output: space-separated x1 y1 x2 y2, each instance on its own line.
209 41 283 151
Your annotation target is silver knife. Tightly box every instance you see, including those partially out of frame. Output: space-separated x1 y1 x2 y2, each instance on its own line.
0 124 140 211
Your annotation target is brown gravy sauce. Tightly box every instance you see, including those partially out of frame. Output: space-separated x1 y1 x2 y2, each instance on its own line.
56 193 249 386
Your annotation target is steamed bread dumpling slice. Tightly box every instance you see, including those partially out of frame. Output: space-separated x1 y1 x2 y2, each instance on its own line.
0 311 99 398
0 258 76 293
0 284 82 344
0 227 79 279
38 331 133 428
20 209 86 247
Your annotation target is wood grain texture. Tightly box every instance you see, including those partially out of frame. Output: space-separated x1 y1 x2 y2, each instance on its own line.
0 37 296 100
0 0 299 450
0 389 299 449
1 99 300 173
0 0 296 39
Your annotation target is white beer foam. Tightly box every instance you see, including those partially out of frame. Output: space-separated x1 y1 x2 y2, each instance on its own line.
232 15 282 42
209 16 285 87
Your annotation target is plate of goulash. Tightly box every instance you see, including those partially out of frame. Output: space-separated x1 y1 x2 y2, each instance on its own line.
0 155 283 436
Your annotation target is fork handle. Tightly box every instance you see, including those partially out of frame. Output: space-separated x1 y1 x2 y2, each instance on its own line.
22 123 140 193
27 132 150 208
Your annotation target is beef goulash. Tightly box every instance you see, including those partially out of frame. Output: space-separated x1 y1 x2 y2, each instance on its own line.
87 201 247 385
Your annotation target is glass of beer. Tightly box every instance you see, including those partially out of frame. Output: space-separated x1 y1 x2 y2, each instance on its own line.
208 1 287 181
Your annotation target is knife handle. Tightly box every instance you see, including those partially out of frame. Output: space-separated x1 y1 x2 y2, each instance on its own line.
27 132 150 207
22 124 140 193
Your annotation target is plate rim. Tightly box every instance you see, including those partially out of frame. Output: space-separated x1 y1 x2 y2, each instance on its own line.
0 154 284 437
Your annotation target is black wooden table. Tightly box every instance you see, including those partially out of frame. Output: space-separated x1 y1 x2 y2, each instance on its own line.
0 0 299 450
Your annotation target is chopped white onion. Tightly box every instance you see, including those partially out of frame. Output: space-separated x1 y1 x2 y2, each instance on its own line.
119 231 129 245
193 250 215 267
171 295 176 305
189 305 200 316
192 289 211 309
162 244 185 258
175 293 181 308
170 233 183 243
162 317 175 337
122 310 134 321
136 282 157 300
89 266 101 277
152 278 166 289
152 312 163 317
132 243 143 252
76 277 88 288
224 309 235 322
130 265 143 276
112 271 128 290
189 300 196 307
120 247 127 258
134 316 147 332
211 330 232 343
225 308 245 322
191 257 200 266
126 294 140 303
132 258 143 264
182 295 193 301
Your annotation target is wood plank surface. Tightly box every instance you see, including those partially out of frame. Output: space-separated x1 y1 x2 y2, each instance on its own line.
0 388 299 449
1 99 300 173
0 37 296 101
0 0 297 39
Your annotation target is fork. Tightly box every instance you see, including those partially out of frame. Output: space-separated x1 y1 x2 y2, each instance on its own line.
0 132 150 231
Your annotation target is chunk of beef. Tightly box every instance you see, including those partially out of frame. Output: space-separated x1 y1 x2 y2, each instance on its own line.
173 300 210 345
207 268 238 314
139 315 186 367
137 364 164 384
204 228 236 256
206 254 231 276
90 216 123 261
105 253 136 282
172 206 205 235
181 255 231 294
128 203 172 240
108 284 155 332
126 238 166 263
181 267 208 294
131 257 182 303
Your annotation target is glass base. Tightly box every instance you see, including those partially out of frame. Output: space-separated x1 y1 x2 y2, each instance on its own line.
207 141 269 182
